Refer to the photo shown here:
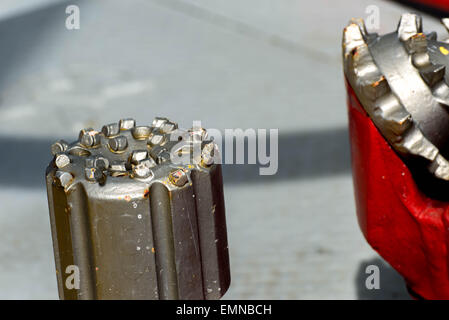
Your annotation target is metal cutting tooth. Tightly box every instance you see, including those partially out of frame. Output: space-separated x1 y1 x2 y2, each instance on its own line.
399 129 439 161
348 44 379 80
361 75 389 101
412 52 431 68
429 154 449 180
397 13 422 41
404 33 427 54
350 18 368 38
347 44 389 101
374 95 412 136
432 81 449 106
343 21 366 58
420 64 446 87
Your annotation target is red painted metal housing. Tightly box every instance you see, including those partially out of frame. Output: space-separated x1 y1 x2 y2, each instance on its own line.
346 81 449 299
408 0 449 12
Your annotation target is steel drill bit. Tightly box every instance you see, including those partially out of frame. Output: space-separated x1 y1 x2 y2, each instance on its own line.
45 117 230 300
343 14 449 181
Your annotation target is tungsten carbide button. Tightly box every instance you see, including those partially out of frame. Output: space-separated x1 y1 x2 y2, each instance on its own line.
85 157 95 168
150 146 169 164
132 165 152 178
152 117 169 128
108 135 128 152
160 121 178 133
84 167 104 182
119 118 136 130
189 127 208 142
101 123 120 137
132 126 152 140
159 151 171 163
94 156 109 170
79 128 100 148
201 143 217 166
86 156 109 170
169 169 188 186
148 134 165 146
132 160 154 178
142 157 156 168
109 160 127 176
51 140 69 155
130 150 149 164
55 153 70 168
54 171 73 188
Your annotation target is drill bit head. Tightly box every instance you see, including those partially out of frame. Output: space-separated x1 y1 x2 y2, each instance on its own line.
343 13 449 181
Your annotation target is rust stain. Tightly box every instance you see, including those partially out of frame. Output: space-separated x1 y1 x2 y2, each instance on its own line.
372 76 385 88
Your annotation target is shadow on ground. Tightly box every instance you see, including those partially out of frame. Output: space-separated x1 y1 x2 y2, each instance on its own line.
0 127 350 188
355 257 411 300
0 0 78 92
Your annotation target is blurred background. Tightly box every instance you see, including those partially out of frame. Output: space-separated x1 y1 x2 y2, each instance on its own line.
0 0 445 299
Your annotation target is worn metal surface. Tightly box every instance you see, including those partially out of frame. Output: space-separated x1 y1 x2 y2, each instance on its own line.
45 117 230 299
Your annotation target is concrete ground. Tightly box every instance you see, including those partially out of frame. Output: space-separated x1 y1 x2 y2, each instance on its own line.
0 0 441 299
